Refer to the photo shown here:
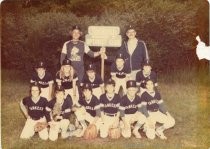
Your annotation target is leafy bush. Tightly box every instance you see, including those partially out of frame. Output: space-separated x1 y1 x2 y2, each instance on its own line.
1 0 208 75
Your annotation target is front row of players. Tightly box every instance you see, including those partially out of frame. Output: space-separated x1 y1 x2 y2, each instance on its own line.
20 79 175 141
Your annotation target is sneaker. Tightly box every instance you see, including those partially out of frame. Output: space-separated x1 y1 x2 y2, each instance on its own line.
132 129 141 139
155 129 167 140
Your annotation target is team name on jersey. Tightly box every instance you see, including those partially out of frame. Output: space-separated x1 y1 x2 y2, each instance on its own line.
29 106 44 111
116 72 126 75
125 104 137 109
148 99 159 105
38 81 49 85
85 106 94 110
104 103 119 108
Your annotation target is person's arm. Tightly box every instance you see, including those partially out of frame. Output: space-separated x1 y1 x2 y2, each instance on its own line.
141 41 149 63
48 83 53 100
73 79 77 99
158 100 167 114
20 100 30 119
85 44 105 58
60 42 68 64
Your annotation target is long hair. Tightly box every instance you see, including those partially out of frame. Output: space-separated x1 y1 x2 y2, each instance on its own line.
56 65 76 81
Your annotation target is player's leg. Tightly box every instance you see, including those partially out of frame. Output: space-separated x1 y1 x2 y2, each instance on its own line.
155 111 175 139
121 114 132 138
74 109 87 137
121 78 127 95
144 112 156 140
59 119 70 139
20 118 36 139
37 118 48 140
132 112 147 138
49 121 60 141
114 78 121 94
100 115 114 138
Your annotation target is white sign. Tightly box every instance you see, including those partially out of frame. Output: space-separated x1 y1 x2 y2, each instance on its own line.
196 36 210 60
85 26 122 47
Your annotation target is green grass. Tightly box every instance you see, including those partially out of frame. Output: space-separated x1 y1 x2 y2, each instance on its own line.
1 69 210 149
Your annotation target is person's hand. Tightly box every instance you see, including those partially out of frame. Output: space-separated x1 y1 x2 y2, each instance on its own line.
99 47 106 54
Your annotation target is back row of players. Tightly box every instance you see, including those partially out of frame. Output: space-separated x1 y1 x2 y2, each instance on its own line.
20 53 175 141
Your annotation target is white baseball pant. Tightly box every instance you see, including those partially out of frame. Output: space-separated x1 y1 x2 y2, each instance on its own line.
20 117 48 140
49 119 70 141
100 114 119 138
114 77 127 95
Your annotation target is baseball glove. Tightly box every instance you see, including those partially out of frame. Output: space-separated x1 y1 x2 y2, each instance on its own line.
83 124 98 139
52 102 62 121
34 122 48 132
108 128 121 139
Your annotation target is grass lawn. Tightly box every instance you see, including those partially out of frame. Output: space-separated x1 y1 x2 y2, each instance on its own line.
1 69 210 149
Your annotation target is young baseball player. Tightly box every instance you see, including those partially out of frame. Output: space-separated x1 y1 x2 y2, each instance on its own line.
81 64 105 99
111 53 131 95
136 62 157 96
141 79 175 140
74 83 101 137
119 80 146 139
20 83 48 140
99 79 121 138
30 61 54 101
46 85 73 141
56 58 79 105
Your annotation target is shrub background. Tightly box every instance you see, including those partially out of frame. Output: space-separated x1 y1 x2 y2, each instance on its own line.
1 0 209 75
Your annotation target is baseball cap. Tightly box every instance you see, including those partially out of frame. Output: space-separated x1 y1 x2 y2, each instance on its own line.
105 78 115 86
35 61 46 68
126 80 137 88
62 59 72 66
126 25 136 32
86 64 96 71
82 83 92 91
116 53 125 60
72 25 81 31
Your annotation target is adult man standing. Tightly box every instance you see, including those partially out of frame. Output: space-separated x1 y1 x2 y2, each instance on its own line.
118 25 149 80
60 25 105 83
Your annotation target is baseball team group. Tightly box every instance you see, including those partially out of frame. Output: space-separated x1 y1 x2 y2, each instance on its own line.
19 25 175 141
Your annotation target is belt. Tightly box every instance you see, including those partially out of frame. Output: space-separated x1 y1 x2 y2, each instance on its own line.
104 113 117 117
31 117 43 120
116 74 126 79
149 109 158 112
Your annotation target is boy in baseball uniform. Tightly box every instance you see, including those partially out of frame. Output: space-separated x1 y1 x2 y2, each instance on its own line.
119 80 146 138
74 83 101 137
99 79 121 138
46 85 73 141
141 79 175 140
20 83 48 140
111 53 131 95
136 62 157 96
30 61 54 101
81 64 104 99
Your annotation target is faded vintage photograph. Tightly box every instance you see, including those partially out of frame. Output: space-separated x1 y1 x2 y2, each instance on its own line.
1 0 210 149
